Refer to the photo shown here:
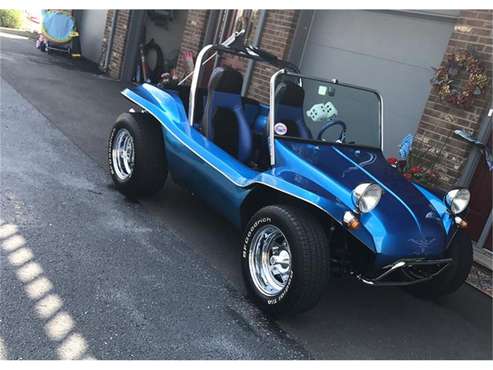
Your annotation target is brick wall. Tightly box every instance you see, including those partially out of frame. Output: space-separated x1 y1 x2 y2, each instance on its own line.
99 10 490 190
174 10 209 78
246 10 299 103
100 10 131 79
100 10 208 81
173 10 298 99
414 10 492 188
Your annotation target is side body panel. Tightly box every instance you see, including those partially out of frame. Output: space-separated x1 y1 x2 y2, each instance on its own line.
164 130 251 224
123 84 255 226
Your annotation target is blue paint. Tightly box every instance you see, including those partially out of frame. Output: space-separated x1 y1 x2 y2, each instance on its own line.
122 83 459 268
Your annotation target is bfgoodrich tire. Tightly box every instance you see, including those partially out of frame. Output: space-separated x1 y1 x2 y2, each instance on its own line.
108 112 167 198
241 205 329 316
404 230 473 299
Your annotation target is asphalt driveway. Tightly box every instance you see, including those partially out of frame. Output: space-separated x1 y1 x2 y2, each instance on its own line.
1 31 492 359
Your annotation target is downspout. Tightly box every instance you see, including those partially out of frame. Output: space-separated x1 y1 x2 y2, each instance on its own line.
213 10 230 70
457 107 493 187
203 10 220 45
120 10 145 82
103 10 118 72
241 10 267 97
456 107 492 267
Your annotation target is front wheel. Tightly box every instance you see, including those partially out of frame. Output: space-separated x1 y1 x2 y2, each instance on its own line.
404 230 473 299
241 205 329 316
108 112 168 198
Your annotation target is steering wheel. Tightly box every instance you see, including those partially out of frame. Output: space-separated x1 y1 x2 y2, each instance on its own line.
316 120 347 142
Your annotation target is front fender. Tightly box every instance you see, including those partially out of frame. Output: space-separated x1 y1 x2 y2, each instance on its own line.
266 143 377 253
412 183 454 237
250 172 379 254
122 83 188 128
273 140 455 268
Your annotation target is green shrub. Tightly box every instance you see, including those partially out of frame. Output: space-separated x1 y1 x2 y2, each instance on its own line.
0 9 23 29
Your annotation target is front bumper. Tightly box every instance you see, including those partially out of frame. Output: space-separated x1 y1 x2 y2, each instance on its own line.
356 258 453 286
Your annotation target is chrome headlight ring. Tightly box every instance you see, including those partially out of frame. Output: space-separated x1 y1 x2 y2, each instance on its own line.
445 188 470 215
352 183 383 213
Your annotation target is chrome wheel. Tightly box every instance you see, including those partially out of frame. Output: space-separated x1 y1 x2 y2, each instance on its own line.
249 225 292 297
111 129 135 181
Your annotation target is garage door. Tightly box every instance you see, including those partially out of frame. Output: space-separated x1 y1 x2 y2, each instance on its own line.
300 10 457 156
79 10 108 64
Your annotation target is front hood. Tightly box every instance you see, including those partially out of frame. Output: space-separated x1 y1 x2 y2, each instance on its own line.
274 139 452 266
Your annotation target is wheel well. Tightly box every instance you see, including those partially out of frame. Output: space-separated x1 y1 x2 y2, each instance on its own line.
117 102 167 129
241 185 378 276
131 110 160 125
240 185 336 229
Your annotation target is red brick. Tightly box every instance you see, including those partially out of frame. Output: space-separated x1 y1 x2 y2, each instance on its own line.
415 9 492 188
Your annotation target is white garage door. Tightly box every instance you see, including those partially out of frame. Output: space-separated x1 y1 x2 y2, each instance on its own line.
300 10 457 156
80 10 108 64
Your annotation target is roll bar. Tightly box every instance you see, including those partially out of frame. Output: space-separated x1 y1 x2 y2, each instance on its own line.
178 30 298 87
183 30 299 126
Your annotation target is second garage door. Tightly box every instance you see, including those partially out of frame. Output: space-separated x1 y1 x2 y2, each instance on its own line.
300 10 457 156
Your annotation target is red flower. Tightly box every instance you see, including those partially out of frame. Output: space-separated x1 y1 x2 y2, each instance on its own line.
387 157 398 166
403 173 413 181
398 160 407 169
409 166 423 174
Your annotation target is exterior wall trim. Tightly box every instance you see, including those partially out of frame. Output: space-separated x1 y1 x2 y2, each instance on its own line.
473 243 493 270
373 10 460 23
203 10 221 46
102 10 118 72
120 10 145 82
241 10 267 97
458 107 493 187
476 211 493 252
286 10 314 69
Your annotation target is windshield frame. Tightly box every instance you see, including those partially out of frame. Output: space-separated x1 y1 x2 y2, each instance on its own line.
268 70 384 166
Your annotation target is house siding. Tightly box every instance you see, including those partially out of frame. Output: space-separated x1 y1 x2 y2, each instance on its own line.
173 10 299 102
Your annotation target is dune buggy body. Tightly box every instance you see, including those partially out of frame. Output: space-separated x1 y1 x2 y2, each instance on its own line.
109 32 472 313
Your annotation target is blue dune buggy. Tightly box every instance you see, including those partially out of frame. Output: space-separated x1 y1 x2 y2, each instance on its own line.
108 31 473 315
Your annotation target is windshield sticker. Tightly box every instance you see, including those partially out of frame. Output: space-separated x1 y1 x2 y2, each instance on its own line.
306 101 338 123
318 85 328 96
274 122 288 136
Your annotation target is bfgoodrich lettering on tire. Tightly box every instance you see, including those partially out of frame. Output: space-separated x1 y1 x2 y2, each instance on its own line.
241 205 329 316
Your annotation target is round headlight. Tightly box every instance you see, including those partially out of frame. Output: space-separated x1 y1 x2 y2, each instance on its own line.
352 183 383 213
445 188 470 215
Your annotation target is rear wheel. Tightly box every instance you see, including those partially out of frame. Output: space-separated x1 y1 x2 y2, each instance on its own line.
108 112 167 198
404 230 473 298
241 205 329 316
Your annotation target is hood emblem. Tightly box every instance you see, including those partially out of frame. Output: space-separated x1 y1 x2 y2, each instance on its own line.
425 211 441 222
408 237 437 254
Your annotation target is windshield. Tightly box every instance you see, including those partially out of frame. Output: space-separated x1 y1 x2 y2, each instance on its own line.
272 73 382 148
